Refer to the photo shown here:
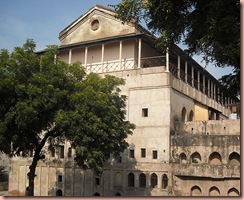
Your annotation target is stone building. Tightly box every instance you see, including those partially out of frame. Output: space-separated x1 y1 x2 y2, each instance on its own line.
8 5 240 196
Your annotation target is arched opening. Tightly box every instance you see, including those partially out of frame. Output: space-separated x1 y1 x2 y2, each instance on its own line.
162 174 168 189
139 173 146 188
229 152 240 166
191 185 202 196
93 192 100 196
56 189 63 196
150 173 158 188
190 152 201 164
209 152 222 165
67 147 72 158
115 192 121 196
114 172 122 187
181 107 187 122
209 186 220 196
227 188 239 196
179 153 187 163
189 110 194 121
128 172 134 187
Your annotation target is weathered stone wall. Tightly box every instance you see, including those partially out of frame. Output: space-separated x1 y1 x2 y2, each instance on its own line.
183 119 240 135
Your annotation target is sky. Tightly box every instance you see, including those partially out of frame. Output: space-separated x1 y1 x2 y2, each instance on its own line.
0 0 234 79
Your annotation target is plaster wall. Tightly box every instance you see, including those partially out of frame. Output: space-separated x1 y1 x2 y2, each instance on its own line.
60 12 136 46
194 102 209 121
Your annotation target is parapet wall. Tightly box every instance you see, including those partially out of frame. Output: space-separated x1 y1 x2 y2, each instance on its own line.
183 119 240 135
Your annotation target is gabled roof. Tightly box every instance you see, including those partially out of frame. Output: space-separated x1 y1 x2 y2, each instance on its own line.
58 4 153 46
59 5 115 39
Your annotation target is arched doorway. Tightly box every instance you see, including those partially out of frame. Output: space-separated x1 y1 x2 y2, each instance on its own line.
150 173 158 188
209 186 220 196
139 173 146 188
227 188 239 196
56 189 63 196
162 174 168 189
189 110 194 121
209 152 222 165
181 107 187 122
190 152 201 164
229 152 240 165
191 185 202 196
128 172 135 187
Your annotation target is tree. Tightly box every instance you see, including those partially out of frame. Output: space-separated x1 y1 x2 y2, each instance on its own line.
0 39 134 196
111 0 240 98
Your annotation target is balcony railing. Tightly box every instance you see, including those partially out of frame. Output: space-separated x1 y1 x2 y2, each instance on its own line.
85 56 232 111
86 56 166 74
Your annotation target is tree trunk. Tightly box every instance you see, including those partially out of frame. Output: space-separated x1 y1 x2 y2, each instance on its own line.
26 131 51 196
27 162 37 196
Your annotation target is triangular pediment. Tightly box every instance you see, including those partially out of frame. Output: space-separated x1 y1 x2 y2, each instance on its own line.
59 5 143 46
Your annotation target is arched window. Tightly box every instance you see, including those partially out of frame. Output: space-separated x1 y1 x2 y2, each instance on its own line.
209 152 222 165
139 173 146 188
67 147 72 158
189 110 194 121
181 107 187 122
190 152 201 164
56 189 63 196
191 185 202 196
128 173 134 187
150 173 158 188
229 152 240 166
114 172 122 187
209 186 220 196
227 188 239 196
162 174 168 189
179 153 187 163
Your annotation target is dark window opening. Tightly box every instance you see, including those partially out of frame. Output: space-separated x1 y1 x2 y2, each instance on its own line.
95 178 100 185
153 150 157 159
58 175 62 183
142 108 148 117
130 149 135 158
141 148 146 158
67 147 72 158
59 145 64 158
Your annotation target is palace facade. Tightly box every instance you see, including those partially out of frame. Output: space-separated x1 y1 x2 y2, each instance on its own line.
8 5 240 196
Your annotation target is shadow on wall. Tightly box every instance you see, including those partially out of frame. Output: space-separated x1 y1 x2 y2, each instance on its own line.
45 143 171 197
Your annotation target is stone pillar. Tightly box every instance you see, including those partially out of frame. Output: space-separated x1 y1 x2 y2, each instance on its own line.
191 66 194 86
177 55 180 78
84 47 88 68
166 47 169 72
101 44 105 72
184 61 188 83
138 38 142 68
197 71 200 90
208 79 210 97
119 41 123 69
68 49 72 64
203 75 206 95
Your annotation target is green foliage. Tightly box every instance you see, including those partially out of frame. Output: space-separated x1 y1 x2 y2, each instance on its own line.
112 0 240 97
0 39 134 177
